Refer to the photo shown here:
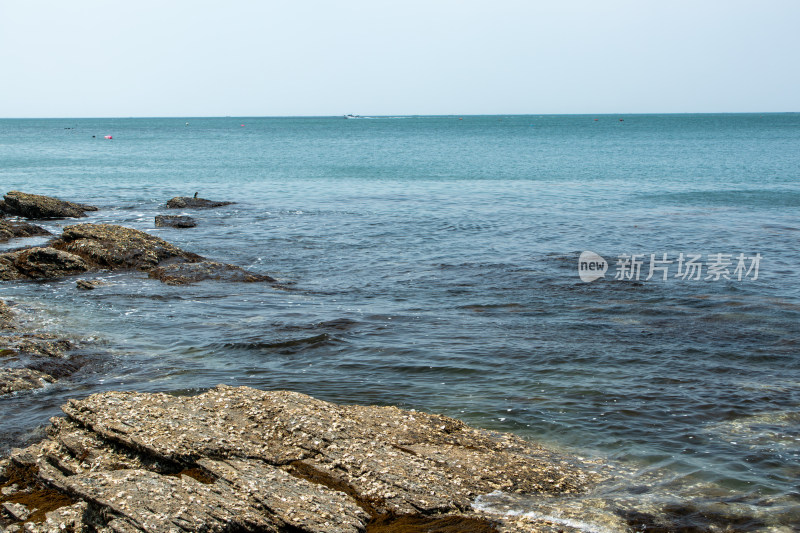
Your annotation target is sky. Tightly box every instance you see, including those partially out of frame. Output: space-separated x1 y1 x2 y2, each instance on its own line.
0 0 798 118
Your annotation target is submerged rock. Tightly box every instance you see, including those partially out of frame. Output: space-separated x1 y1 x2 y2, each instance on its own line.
0 367 56 395
0 301 15 330
0 386 599 532
1 191 98 219
0 300 87 396
75 279 107 290
148 260 276 285
0 220 51 243
166 196 235 209
154 214 197 228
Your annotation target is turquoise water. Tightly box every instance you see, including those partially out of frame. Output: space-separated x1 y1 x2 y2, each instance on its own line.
1 114 799 529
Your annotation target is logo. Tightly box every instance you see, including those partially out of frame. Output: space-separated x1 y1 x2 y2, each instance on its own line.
578 251 608 282
577 251 761 282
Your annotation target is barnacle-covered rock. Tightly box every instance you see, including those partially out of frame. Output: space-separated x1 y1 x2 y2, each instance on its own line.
1 386 601 532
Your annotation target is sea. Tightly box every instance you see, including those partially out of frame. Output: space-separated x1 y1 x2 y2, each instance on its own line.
0 114 798 531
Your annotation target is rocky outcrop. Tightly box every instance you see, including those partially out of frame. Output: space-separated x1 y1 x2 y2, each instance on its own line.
0 224 202 281
0 220 50 243
0 247 89 281
0 223 275 286
154 215 197 228
52 223 202 271
166 196 234 209
1 192 98 219
0 386 599 532
148 260 276 285
0 301 86 396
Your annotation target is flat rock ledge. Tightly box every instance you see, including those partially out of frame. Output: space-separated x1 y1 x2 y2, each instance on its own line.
0 223 272 285
0 387 599 532
166 197 234 209
1 192 98 220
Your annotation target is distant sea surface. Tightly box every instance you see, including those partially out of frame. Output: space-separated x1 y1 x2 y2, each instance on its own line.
1 114 799 530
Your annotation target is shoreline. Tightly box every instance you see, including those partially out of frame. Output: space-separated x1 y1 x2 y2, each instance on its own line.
0 191 793 532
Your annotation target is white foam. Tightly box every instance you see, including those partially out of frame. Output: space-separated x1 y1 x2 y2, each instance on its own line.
472 492 619 533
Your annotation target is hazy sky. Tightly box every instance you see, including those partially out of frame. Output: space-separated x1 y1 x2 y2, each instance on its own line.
1 1 797 117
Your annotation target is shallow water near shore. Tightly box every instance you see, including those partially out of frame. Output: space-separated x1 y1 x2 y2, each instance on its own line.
1 114 799 530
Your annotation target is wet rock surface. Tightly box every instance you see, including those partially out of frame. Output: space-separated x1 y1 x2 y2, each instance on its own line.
148 260 276 285
0 368 56 395
0 386 600 532
154 215 197 228
0 220 50 243
166 196 234 209
1 191 98 219
76 279 107 290
0 301 88 397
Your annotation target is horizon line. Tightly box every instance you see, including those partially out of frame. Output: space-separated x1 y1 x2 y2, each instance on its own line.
1 111 798 120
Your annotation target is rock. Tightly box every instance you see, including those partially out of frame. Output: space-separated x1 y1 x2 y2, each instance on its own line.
0 458 77 529
154 215 197 228
0 301 15 330
2 501 32 521
0 368 56 395
0 334 84 396
0 258 19 282
76 279 106 290
0 247 89 280
0 220 51 243
2 191 98 219
0 224 273 285
148 260 276 285
0 386 600 532
27 501 89 533
0 301 87 397
52 223 202 271
166 197 234 209
0 334 75 360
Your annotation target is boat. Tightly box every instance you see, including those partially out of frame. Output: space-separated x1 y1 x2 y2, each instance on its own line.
344 114 361 119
